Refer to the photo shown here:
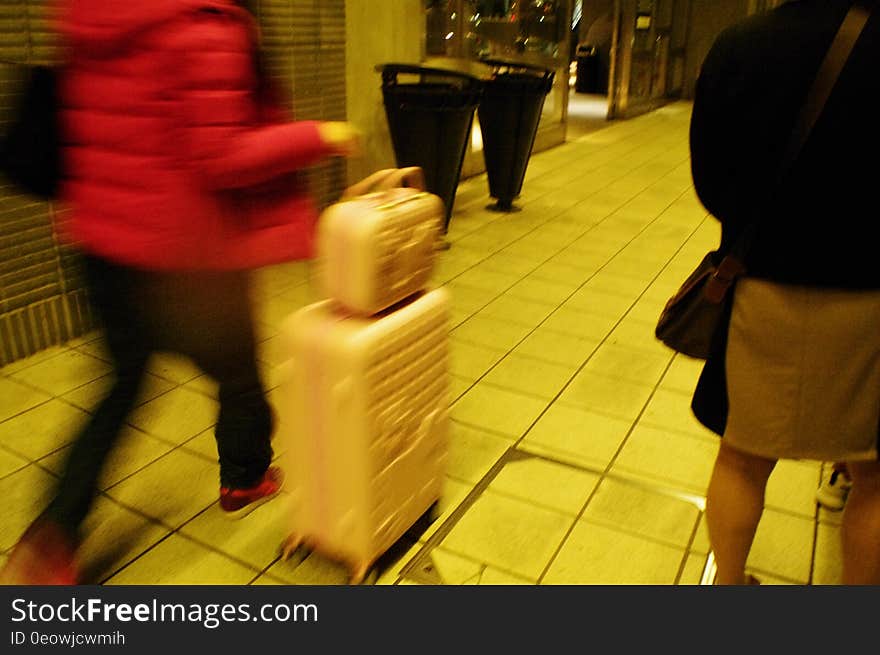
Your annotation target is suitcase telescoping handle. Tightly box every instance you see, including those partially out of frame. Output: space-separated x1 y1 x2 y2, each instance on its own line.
340 167 426 200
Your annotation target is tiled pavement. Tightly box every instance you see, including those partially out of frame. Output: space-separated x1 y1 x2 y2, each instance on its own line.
0 101 844 585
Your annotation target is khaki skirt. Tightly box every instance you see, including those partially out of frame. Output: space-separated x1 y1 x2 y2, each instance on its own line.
724 278 880 462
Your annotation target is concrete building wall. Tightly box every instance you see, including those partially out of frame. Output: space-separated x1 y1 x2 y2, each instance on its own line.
683 0 749 97
344 0 425 186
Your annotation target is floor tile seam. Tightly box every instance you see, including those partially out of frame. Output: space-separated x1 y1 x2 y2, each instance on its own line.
525 359 705 503
477 295 561 320
248 568 288 586
4 344 114 381
587 262 668 285
25 424 174 477
633 418 720 445
515 441 615 472
600 161 691 207
61 371 197 413
571 366 669 390
99 524 264 585
575 513 697 554
605 464 710 499
537 531 690 584
95 486 218 544
88 530 176 585
446 144 660 256
178 378 222 403
41 489 178 584
514 440 632 585
588 335 677 361
117 414 218 454
572 136 689 182
534 476 604 584
519 442 704 582
760 500 821 523
72 429 218 493
395 446 525 581
449 416 523 443
482 346 595 375
0 456 30 481
675 549 708 586
3 442 70 475
808 520 834 586
527 121 684 184
0 346 73 378
512 445 708 511
416 541 545 585
0 394 58 430
173 515 286 575
679 514 711 576
446 187 699 417
401 544 535 585
500 248 667 450
6 368 116 401
462 368 597 405
448 379 478 407
526 142 639 183
757 502 825 524
467 483 590 522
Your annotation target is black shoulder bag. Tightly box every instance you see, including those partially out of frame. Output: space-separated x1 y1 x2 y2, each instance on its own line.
0 63 61 199
655 3 871 360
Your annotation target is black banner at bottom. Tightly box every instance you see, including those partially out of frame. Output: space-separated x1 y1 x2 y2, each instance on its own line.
0 585 871 652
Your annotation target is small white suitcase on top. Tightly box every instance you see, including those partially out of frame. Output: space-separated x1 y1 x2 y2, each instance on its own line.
315 167 444 316
276 287 451 583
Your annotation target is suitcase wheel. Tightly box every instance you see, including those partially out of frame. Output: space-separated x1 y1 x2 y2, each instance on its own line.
350 563 379 586
427 500 442 524
280 535 310 565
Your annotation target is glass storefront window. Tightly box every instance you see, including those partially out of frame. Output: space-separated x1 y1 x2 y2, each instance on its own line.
424 0 573 176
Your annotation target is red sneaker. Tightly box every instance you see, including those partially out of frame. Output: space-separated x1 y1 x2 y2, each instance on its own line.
219 466 285 519
0 519 79 585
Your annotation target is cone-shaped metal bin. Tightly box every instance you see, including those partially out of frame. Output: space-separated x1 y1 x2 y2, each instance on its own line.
477 59 554 211
377 63 483 233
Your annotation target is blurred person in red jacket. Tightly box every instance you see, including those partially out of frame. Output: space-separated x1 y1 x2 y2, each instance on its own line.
0 0 360 584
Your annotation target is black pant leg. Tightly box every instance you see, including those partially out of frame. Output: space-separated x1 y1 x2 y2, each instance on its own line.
146 268 274 489
44 256 151 537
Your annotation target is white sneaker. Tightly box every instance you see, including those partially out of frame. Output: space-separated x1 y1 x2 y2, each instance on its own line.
815 468 852 511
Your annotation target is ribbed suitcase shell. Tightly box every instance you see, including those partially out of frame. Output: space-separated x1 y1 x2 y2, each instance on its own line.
277 288 450 583
315 189 444 316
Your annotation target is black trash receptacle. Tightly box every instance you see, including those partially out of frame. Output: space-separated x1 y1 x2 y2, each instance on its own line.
575 44 600 94
377 63 483 233
477 59 554 212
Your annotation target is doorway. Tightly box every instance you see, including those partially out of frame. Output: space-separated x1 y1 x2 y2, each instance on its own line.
567 0 615 139
606 0 691 119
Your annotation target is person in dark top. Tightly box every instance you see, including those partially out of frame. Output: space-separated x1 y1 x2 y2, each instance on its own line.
688 0 880 584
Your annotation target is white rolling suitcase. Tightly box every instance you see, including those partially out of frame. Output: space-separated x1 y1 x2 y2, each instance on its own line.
277 287 451 583
315 168 444 315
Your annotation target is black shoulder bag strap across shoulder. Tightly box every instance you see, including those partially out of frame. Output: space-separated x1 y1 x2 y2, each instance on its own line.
705 1 872 302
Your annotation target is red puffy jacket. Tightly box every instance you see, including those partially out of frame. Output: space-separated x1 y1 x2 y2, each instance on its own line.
54 0 336 270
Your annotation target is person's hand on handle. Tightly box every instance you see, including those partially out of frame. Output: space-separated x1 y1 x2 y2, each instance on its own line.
317 121 363 157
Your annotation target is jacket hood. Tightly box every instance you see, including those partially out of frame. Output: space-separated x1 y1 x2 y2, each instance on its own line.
56 0 249 58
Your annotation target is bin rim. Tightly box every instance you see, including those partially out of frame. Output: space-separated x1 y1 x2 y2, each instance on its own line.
477 57 554 79
376 62 483 84
576 44 598 55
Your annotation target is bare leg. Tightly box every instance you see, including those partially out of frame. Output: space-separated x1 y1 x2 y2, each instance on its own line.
706 442 777 584
841 459 880 584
